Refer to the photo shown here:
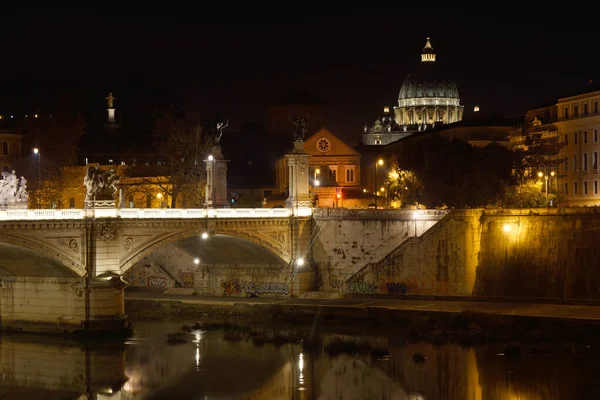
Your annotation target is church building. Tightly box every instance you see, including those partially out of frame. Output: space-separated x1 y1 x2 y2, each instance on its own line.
362 38 464 146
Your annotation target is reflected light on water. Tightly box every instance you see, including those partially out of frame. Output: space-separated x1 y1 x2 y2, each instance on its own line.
194 330 203 370
298 352 305 389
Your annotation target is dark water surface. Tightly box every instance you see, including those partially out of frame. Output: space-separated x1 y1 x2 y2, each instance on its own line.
1 316 599 399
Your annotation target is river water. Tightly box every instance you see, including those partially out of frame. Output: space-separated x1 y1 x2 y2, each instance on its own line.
1 316 599 399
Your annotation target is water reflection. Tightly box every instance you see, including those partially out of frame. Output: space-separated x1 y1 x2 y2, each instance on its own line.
0 332 126 399
0 318 599 399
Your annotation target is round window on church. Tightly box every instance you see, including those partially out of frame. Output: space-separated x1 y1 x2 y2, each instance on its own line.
316 138 331 153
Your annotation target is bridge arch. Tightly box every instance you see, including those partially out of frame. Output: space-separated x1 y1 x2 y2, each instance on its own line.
0 234 85 277
119 227 291 274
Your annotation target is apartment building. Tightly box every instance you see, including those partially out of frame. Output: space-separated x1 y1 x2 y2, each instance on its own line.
556 88 600 206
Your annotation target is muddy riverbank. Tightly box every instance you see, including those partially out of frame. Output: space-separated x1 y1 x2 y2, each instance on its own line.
125 297 600 347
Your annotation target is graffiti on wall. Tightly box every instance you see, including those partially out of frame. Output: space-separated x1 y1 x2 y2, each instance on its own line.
147 275 167 288
220 280 290 296
180 272 195 288
222 281 241 295
328 274 348 291
346 282 377 294
386 282 410 294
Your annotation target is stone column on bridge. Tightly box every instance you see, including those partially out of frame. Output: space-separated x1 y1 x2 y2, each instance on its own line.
205 146 229 208
285 140 312 210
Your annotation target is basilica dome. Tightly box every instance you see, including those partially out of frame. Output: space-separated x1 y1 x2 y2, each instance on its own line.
398 38 460 101
398 72 460 100
362 37 464 146
394 38 463 127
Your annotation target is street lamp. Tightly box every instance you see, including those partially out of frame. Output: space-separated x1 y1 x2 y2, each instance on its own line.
33 148 41 209
156 193 163 209
374 158 383 209
537 164 556 207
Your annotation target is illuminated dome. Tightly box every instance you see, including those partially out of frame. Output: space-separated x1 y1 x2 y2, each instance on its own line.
362 37 464 146
398 73 460 100
394 38 463 126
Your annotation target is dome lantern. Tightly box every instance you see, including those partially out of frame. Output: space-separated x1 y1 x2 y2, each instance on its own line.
421 37 436 63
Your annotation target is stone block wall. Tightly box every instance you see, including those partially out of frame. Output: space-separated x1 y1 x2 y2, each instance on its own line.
352 208 600 300
123 244 199 289
309 208 447 293
475 208 600 299
0 276 125 332
196 263 291 297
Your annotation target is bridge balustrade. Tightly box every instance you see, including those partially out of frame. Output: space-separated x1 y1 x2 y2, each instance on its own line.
0 207 313 221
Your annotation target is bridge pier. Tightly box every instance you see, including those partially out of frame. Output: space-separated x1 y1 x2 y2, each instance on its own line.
0 276 128 334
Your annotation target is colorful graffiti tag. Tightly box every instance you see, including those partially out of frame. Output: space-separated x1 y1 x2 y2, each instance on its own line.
180 272 195 288
220 280 289 296
221 280 241 295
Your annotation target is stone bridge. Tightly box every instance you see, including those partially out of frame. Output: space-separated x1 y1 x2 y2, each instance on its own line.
0 207 313 333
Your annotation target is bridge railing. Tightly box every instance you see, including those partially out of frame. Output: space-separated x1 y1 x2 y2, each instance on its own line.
0 207 313 220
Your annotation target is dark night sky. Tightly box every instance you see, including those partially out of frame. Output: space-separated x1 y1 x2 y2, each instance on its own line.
1 8 598 144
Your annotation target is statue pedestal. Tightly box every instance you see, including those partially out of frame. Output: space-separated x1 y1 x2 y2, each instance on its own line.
285 141 312 209
205 146 229 208
6 202 27 210
107 108 116 123
84 199 116 210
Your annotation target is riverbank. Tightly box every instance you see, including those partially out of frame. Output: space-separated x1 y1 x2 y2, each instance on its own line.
125 291 600 347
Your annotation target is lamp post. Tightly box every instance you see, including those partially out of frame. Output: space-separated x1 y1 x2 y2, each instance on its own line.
156 193 163 209
207 154 215 207
33 148 41 209
537 164 556 207
374 158 383 209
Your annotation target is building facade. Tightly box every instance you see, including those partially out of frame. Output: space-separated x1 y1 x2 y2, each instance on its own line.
275 128 370 208
0 129 25 172
556 88 600 206
363 38 464 146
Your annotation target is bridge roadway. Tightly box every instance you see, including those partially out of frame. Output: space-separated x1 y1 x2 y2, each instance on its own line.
126 291 600 321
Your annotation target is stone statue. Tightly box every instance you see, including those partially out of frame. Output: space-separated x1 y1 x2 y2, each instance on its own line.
84 166 121 201
214 118 229 146
0 170 28 209
105 92 115 108
292 116 308 141
15 176 27 202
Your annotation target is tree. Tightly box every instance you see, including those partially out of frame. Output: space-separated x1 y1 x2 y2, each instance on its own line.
124 111 213 208
19 95 86 208
499 180 553 208
385 162 423 208
392 135 520 208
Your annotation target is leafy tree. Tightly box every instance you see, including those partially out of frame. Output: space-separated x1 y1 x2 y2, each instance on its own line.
499 180 554 208
124 111 213 208
392 134 520 208
385 163 423 208
19 95 86 208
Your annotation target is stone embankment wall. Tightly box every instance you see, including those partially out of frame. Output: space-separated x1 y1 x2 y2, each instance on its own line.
309 208 447 293
0 276 126 332
351 208 600 300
